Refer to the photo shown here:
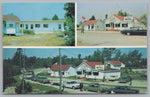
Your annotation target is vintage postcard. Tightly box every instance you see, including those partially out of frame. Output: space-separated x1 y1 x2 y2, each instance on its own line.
3 3 75 46
77 3 147 46
3 48 147 94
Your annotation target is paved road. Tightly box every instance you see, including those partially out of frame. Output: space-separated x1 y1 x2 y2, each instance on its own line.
77 30 147 46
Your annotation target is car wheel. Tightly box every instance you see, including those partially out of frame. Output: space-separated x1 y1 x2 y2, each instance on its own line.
127 33 130 36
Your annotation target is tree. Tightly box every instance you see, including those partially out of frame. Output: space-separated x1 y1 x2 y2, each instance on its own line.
140 13 147 26
64 3 75 46
117 10 130 16
42 17 50 20
7 13 16 16
102 48 116 61
15 80 32 94
89 15 96 20
52 14 59 20
105 14 108 19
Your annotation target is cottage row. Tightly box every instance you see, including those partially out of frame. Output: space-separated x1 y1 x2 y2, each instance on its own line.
3 15 65 35
81 14 146 31
48 60 125 80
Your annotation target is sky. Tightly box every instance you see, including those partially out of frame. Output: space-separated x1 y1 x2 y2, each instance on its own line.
3 48 147 59
77 3 147 24
3 3 66 20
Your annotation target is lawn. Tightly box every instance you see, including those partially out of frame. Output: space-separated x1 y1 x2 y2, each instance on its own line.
3 33 67 46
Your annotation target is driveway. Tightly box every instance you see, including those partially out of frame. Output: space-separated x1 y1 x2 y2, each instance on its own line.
77 30 147 46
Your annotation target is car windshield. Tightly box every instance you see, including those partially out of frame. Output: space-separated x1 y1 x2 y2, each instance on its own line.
71 81 77 84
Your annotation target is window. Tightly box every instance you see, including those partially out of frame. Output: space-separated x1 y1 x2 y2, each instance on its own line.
25 24 28 29
62 72 64 75
115 24 120 27
122 24 128 27
9 24 13 28
58 24 61 29
35 24 40 28
20 24 23 28
106 24 110 27
77 71 82 75
86 72 91 75
93 72 99 76
91 25 94 29
43 24 48 28
30 24 33 29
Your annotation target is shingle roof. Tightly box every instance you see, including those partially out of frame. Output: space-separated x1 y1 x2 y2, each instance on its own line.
51 64 70 71
3 15 20 22
82 20 99 25
85 62 104 69
109 60 122 65
113 14 124 21
134 17 140 21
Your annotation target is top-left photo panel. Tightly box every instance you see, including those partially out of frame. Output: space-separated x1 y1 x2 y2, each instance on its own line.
3 3 75 46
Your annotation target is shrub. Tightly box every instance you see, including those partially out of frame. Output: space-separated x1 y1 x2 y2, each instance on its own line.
20 29 35 35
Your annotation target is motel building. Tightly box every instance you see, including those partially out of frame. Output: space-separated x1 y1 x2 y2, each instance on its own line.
3 15 65 35
105 14 146 31
81 20 105 31
76 60 123 80
49 63 76 77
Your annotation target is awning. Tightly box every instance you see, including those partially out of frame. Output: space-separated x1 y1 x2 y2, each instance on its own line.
92 70 98 72
85 70 92 72
105 22 110 24
76 69 82 72
114 21 120 24
122 22 128 24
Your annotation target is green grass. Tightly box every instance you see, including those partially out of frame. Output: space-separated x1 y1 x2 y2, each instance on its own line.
3 33 66 46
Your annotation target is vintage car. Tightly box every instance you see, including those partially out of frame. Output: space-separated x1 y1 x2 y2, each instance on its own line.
83 83 107 93
36 76 49 84
120 27 147 35
106 86 139 94
64 81 80 89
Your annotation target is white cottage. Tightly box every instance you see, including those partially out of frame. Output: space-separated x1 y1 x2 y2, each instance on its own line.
106 60 125 70
50 64 76 77
105 14 146 31
82 20 105 31
76 61 120 80
20 20 65 34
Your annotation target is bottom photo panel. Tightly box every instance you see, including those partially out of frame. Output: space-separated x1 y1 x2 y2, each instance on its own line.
3 48 147 94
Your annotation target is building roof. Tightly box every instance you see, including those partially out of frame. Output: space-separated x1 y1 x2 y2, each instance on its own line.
85 62 104 69
51 64 70 71
3 15 20 22
134 17 140 21
82 20 99 25
109 60 122 65
113 14 124 21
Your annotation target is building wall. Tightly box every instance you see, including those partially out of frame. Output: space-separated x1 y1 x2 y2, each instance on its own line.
63 67 76 77
4 21 17 34
20 21 64 34
95 21 105 30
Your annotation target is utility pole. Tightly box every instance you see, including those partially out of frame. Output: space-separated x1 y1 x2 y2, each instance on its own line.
59 48 62 94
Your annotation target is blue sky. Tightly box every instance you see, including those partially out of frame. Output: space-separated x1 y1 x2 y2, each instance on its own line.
3 48 147 59
3 3 66 20
77 3 147 24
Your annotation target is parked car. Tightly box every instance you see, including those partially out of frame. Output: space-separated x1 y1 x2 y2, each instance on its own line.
83 83 107 93
37 76 49 84
64 81 80 89
119 76 131 83
30 75 38 81
106 86 139 94
121 27 147 35
24 73 33 79
50 79 62 85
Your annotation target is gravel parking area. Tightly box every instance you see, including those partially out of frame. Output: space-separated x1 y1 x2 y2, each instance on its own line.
77 30 147 46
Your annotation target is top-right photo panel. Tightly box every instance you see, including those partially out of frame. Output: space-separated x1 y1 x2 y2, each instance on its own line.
77 3 147 46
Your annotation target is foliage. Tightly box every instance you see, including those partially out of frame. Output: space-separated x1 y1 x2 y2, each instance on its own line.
42 17 50 20
52 14 59 20
64 3 75 46
15 80 32 94
105 14 108 19
140 13 147 27
22 29 35 35
117 10 130 16
6 13 16 16
89 15 96 20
